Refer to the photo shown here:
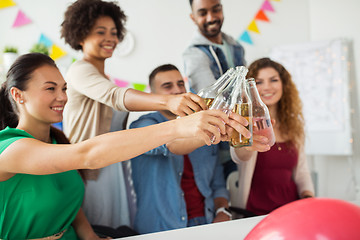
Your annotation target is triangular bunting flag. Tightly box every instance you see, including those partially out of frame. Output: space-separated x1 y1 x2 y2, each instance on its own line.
52 122 63 131
238 31 253 45
0 0 16 9
50 44 67 60
247 20 260 34
12 10 32 28
113 78 130 88
261 0 275 12
255 10 270 22
132 83 147 92
39 34 53 47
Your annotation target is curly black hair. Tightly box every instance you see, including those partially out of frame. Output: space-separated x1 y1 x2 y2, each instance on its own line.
60 0 127 51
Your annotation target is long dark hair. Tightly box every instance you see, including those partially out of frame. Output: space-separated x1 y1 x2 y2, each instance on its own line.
0 53 57 130
0 53 86 180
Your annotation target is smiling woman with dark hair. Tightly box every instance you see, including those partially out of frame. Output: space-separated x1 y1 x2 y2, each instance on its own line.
61 0 127 51
0 53 243 239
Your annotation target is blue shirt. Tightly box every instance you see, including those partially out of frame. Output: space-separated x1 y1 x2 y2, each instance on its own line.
130 112 229 234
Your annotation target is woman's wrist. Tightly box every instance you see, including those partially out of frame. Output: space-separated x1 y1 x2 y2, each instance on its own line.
302 195 313 198
301 190 314 198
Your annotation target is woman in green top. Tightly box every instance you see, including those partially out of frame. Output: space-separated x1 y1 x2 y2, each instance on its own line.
0 53 250 239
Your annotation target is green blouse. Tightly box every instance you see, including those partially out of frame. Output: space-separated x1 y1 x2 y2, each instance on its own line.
0 127 84 239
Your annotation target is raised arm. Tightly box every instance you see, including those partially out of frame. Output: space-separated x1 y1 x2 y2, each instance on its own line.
165 138 205 155
0 110 230 177
123 88 207 117
231 133 271 164
166 111 252 155
68 60 207 116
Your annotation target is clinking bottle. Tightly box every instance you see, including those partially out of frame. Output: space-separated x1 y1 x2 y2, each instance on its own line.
246 78 275 146
210 66 253 147
229 67 253 148
209 67 241 115
197 68 236 108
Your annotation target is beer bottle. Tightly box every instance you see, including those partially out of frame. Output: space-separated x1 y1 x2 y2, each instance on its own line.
229 67 253 148
209 67 243 115
209 66 253 146
246 78 275 146
197 68 236 108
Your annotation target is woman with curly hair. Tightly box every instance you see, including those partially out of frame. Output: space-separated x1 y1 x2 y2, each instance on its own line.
230 58 315 216
60 0 210 234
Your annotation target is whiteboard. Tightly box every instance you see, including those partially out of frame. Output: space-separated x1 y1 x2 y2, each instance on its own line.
269 39 352 156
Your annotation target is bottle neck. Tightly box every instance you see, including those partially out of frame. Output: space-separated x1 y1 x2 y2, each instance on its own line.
198 69 235 98
240 79 251 104
214 69 235 91
224 74 240 94
247 81 262 102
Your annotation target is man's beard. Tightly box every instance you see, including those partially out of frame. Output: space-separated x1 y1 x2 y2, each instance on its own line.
201 20 223 38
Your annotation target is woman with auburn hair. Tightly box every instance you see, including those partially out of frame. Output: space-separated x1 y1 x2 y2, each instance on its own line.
231 58 315 216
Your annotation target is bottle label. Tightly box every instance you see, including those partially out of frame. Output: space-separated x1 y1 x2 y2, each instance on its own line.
254 118 271 130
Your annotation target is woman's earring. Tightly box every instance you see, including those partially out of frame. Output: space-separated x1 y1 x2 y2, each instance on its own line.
20 100 24 104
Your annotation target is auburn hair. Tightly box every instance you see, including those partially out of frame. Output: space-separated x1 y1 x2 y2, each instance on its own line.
247 58 305 149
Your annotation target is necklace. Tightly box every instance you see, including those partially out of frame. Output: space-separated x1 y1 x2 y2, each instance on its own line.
276 142 282 151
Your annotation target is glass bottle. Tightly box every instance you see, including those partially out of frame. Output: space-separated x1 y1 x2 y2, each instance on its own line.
246 78 275 146
197 68 236 108
229 67 253 148
209 66 253 147
209 67 241 115
207 68 240 143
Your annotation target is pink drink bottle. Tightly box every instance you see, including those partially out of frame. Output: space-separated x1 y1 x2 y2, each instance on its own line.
246 78 275 146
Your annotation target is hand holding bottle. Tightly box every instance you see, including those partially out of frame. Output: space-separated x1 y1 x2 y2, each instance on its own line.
241 118 275 152
166 92 208 116
173 109 230 145
208 66 253 147
222 111 252 142
243 134 271 152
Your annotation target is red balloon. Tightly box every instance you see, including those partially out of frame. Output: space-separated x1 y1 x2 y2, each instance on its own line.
245 198 360 240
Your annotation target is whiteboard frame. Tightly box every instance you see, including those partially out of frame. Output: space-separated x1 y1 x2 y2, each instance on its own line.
270 39 352 156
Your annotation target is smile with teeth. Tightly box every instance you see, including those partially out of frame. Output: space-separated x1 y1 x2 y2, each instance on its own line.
206 20 220 28
51 107 64 111
262 93 273 97
103 46 114 49
207 23 218 28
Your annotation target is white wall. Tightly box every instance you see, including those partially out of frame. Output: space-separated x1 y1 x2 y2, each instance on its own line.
308 0 360 200
0 0 310 84
0 0 359 201
109 0 310 84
